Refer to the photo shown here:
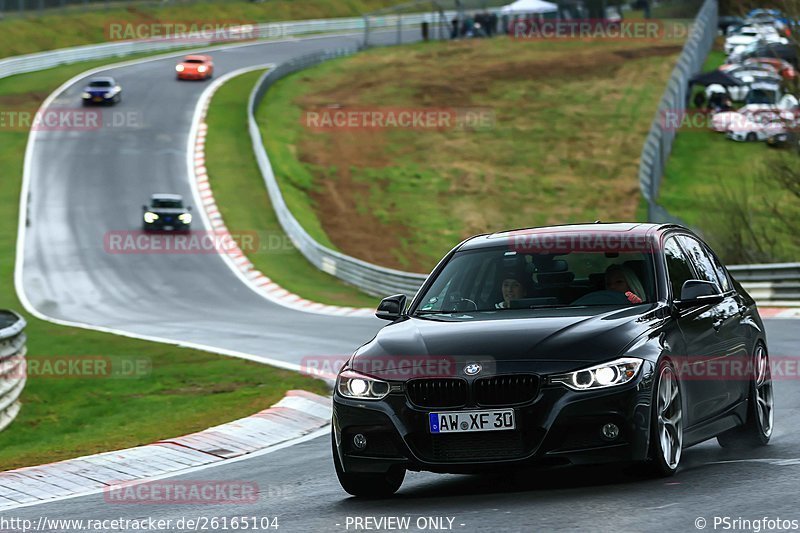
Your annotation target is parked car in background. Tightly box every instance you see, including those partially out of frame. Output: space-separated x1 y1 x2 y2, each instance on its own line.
710 104 784 133
744 57 796 81
724 25 788 55
726 115 789 142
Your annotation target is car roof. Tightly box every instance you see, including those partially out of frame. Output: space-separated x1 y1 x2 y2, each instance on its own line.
456 222 677 252
151 193 183 201
88 76 115 83
183 55 209 61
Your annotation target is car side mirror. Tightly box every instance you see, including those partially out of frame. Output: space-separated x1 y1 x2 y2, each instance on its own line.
142 205 148 210
674 280 724 310
187 206 192 211
376 294 407 321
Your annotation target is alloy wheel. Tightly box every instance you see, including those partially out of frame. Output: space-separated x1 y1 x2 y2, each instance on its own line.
657 365 683 469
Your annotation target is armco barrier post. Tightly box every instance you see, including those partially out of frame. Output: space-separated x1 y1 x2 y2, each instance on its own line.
0 311 27 434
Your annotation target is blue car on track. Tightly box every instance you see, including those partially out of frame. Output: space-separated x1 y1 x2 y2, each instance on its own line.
81 77 122 105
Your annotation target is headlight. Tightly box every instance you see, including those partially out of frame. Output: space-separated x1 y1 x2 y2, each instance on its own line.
104 92 113 98
336 370 390 400
143 212 159 223
176 65 185 72
81 92 91 99
197 65 207 73
550 357 643 391
179 213 192 224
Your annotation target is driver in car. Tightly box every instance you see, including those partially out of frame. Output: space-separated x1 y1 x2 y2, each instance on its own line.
495 272 530 309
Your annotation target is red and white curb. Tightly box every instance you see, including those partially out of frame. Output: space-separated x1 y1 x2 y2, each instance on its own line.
758 307 800 319
0 390 331 511
188 68 373 318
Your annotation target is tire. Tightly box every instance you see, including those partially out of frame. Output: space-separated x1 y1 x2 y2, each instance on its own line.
644 359 683 476
746 132 757 142
718 343 773 449
332 429 404 498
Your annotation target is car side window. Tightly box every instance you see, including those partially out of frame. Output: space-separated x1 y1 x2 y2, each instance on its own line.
705 247 732 292
663 237 694 299
677 236 721 289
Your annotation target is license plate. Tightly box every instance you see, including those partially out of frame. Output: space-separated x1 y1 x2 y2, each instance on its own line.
429 409 515 434
93 97 102 102
164 225 173 230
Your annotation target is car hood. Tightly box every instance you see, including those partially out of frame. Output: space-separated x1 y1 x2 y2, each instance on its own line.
351 305 665 379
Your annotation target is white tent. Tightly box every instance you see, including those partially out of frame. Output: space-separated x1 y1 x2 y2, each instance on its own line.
500 0 559 15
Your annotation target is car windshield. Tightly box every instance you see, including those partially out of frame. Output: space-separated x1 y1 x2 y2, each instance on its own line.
747 89 779 104
184 59 205 64
414 245 656 317
88 80 112 87
152 199 183 208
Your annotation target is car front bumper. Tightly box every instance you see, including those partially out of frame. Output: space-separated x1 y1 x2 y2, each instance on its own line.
143 221 191 232
333 361 656 475
82 95 114 104
177 71 207 80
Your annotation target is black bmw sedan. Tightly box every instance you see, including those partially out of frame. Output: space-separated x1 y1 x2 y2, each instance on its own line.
332 223 774 497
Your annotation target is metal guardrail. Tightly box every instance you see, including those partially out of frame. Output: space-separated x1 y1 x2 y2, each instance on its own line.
0 311 27 434
729 263 800 305
248 51 428 299
0 15 428 81
638 0 718 223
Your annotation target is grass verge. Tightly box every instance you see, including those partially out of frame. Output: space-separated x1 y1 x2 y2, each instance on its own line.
204 70 377 308
0 55 327 471
0 0 400 59
258 37 683 272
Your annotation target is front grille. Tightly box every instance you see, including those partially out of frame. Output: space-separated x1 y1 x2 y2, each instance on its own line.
406 379 467 409
429 431 525 461
474 374 540 406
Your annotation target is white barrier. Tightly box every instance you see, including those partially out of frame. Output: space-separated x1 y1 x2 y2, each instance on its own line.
0 311 26 433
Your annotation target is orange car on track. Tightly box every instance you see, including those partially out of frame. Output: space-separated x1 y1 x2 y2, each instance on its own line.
175 55 214 80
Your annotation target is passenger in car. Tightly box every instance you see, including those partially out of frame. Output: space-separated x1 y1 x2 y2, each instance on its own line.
605 264 646 303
